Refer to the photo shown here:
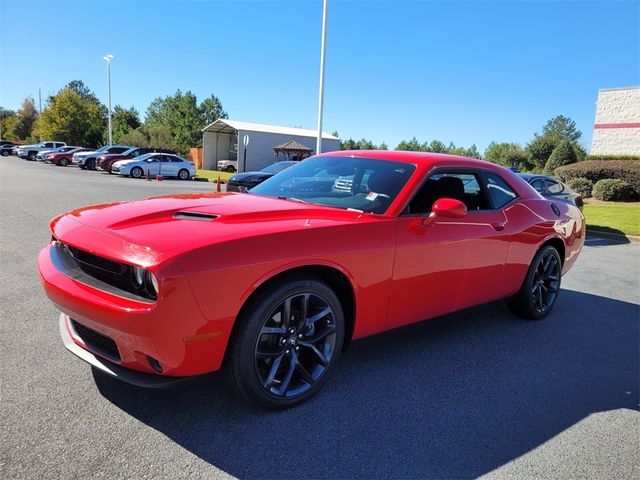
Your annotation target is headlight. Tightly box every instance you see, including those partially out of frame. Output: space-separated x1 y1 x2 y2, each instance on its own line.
145 270 159 298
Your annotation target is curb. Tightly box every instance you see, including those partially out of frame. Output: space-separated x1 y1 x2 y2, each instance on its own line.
586 229 640 244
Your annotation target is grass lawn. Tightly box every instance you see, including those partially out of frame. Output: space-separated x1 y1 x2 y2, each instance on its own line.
196 169 234 182
583 201 640 236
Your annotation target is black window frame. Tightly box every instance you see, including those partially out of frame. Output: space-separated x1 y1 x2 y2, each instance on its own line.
402 167 519 216
545 178 565 194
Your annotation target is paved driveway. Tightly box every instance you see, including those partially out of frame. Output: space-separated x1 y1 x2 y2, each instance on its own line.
1 157 638 479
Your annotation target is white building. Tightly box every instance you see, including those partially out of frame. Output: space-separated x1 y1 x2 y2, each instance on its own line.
591 86 640 155
201 119 341 172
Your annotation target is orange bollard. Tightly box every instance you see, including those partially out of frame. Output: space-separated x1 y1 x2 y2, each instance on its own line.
216 176 221 192
146 170 151 181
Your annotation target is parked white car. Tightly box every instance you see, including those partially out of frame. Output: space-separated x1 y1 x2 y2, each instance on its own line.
111 153 196 180
18 141 66 160
217 159 238 172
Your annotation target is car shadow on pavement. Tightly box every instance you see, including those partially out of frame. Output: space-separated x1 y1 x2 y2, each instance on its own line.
93 289 639 479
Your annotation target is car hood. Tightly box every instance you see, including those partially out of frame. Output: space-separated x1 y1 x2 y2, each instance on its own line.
229 172 273 183
113 159 137 167
51 193 370 265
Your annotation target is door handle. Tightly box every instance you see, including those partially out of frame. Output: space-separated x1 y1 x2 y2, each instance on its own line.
491 222 506 231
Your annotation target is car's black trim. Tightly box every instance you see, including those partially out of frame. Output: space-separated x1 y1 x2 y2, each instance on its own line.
59 314 194 388
50 242 154 304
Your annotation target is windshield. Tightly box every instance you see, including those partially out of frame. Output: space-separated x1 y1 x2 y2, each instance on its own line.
250 156 416 214
261 161 296 174
96 146 110 153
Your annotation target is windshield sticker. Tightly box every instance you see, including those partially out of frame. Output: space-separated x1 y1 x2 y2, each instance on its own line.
366 192 379 201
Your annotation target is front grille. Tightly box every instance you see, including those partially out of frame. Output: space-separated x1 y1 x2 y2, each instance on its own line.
71 319 121 362
62 244 156 301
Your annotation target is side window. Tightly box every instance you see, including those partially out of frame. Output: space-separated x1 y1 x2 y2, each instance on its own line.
408 172 491 214
484 173 518 209
546 180 564 194
531 179 546 194
45 142 54 148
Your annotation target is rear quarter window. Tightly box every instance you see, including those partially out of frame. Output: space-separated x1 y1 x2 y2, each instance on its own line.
485 173 518 209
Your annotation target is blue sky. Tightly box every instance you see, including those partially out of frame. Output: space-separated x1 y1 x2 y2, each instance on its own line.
1 0 638 152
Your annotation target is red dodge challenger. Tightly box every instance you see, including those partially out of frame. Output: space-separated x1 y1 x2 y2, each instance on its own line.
38 151 584 409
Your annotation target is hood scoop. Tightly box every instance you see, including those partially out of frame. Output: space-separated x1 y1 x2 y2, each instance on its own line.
173 211 220 221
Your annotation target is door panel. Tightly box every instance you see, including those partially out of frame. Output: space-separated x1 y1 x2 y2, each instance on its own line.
387 212 512 330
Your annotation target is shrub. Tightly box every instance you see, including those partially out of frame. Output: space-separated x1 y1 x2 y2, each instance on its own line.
566 177 593 197
585 155 640 161
544 139 577 175
592 179 639 201
554 159 640 196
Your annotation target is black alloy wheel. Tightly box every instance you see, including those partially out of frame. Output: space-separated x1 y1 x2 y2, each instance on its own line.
28 151 37 161
87 159 96 170
226 276 344 409
58 157 69 167
508 245 562 320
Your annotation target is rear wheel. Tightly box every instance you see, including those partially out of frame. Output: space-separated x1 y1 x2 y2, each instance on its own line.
226 165 236 173
28 151 37 161
178 169 190 180
508 245 562 320
1 150 8 156
130 167 143 179
58 157 69 167
226 275 344 409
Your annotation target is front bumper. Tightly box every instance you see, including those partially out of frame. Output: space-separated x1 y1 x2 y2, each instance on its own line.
59 313 195 388
38 241 231 378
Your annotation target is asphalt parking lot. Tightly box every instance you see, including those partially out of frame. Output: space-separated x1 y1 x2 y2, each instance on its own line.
1 155 638 479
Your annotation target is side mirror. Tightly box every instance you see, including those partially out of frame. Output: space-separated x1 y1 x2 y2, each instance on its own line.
423 198 467 227
408 198 467 234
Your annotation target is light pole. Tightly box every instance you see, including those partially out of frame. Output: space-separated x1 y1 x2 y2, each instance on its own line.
103 54 114 145
315 0 328 155
37 82 43 141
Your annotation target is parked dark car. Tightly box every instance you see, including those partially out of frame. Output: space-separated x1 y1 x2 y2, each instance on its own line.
97 147 176 173
519 174 583 209
0 142 18 156
227 161 298 192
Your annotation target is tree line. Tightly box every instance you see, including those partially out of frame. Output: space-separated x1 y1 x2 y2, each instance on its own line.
0 80 227 155
1 79 585 173
336 115 586 174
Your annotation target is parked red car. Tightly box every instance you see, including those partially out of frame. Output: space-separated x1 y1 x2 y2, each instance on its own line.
97 147 176 172
38 151 584 409
46 147 91 167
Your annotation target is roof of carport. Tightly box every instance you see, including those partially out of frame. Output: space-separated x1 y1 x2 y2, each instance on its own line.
201 119 339 140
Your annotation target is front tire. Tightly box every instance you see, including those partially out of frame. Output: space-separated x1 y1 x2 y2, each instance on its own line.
178 169 190 180
1 150 8 156
226 165 236 173
28 151 37 161
508 245 562 320
226 275 345 409
86 159 96 170
131 167 143 179
58 157 69 167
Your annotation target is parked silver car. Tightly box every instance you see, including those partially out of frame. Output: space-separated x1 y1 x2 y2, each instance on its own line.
111 153 196 179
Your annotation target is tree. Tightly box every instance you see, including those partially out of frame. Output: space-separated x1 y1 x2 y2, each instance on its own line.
526 135 559 171
396 137 426 151
542 115 581 142
485 142 530 170
340 137 386 150
544 139 577 175
117 127 150 148
3 97 38 141
200 94 228 125
145 90 227 154
111 106 141 144
36 83 106 147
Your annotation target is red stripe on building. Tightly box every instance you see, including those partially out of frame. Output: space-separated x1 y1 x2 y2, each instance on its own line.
594 122 640 129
